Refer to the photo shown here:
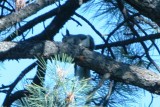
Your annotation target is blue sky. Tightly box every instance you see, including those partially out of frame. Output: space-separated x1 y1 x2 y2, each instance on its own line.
0 1 160 106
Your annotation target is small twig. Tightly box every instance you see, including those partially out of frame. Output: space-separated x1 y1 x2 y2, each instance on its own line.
148 94 154 107
70 17 82 26
75 12 105 42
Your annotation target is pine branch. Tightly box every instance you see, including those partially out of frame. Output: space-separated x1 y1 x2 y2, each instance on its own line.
0 40 160 95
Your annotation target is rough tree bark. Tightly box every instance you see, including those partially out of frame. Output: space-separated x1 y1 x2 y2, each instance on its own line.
0 0 56 31
1 0 160 105
124 0 160 26
0 40 160 95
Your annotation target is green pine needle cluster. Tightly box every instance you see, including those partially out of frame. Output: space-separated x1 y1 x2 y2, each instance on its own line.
15 54 93 107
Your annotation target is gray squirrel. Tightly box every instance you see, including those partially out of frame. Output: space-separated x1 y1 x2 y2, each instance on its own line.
62 30 94 79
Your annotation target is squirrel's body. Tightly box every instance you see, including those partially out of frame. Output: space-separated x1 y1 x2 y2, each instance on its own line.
62 31 94 79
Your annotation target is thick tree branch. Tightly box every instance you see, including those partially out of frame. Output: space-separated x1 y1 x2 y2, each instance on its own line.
4 8 58 41
0 40 160 95
0 0 56 32
124 0 160 26
27 0 90 41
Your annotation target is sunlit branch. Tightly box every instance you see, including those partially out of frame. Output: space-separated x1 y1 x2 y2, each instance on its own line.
4 8 58 41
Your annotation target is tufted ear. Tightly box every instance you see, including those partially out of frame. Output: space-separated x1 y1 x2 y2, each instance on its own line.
62 29 70 37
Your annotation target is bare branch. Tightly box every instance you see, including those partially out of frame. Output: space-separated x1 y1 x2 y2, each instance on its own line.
96 33 160 49
3 61 37 106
